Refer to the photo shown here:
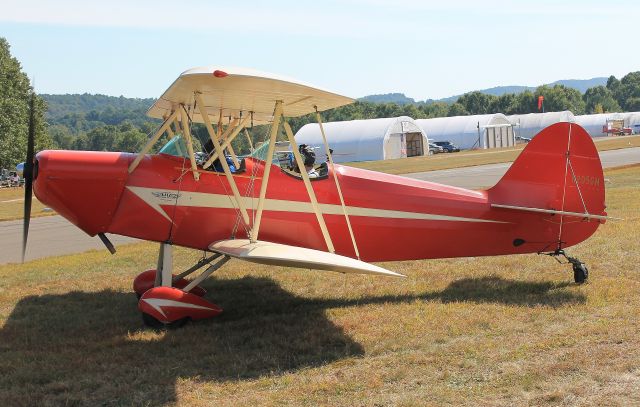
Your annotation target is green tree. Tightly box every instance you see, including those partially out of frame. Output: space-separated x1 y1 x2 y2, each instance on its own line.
535 85 586 114
491 93 519 115
606 75 620 93
594 103 604 114
513 90 537 113
613 72 640 110
0 37 53 169
456 91 498 114
447 103 469 116
625 97 640 111
583 86 621 113
115 127 148 152
49 124 74 149
418 102 449 118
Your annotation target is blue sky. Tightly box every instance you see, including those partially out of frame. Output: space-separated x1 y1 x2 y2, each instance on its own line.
2 0 638 100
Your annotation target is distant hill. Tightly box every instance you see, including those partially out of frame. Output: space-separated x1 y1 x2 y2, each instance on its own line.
41 93 155 120
549 77 608 93
359 93 416 105
361 77 608 104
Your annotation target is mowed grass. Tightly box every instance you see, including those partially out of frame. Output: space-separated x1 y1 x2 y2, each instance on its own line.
348 134 640 175
0 165 638 406
0 188 53 221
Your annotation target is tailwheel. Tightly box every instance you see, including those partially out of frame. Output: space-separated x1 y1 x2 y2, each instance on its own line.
572 261 589 284
543 249 589 284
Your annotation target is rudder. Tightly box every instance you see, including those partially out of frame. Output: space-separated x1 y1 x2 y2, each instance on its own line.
488 122 606 250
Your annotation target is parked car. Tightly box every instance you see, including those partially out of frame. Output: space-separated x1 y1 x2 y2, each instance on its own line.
433 141 460 153
515 135 531 143
428 143 444 155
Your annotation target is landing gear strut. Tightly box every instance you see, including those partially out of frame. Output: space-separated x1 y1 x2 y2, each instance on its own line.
545 249 589 284
134 243 229 328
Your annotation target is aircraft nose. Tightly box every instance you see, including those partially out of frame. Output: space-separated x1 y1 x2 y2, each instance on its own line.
34 150 131 236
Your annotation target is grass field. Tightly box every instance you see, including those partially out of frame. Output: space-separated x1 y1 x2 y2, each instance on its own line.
0 188 52 222
0 164 638 406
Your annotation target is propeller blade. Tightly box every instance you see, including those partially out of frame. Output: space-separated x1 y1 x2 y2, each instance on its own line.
22 92 36 263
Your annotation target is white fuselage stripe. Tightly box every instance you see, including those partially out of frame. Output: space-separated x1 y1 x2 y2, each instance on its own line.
142 297 216 318
127 186 504 224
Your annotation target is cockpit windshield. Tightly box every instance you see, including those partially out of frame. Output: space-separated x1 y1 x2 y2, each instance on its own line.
159 135 189 158
251 141 291 164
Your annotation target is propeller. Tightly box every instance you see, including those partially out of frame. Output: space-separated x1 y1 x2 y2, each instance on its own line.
22 92 36 263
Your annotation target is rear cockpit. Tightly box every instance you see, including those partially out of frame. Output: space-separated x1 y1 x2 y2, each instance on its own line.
251 140 329 180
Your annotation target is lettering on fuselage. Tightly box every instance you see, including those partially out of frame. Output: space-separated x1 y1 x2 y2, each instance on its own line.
574 175 601 187
151 191 181 201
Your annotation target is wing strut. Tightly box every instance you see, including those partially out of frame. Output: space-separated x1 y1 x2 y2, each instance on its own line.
179 105 200 181
243 128 254 151
194 93 251 226
250 100 284 242
203 117 249 169
283 120 335 253
211 117 241 169
315 108 360 259
129 109 180 173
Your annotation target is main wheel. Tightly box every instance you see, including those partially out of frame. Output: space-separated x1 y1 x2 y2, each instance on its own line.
142 312 188 329
573 263 589 284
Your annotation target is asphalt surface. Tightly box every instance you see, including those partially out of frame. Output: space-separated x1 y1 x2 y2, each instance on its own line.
1 147 638 265
405 147 640 189
1 218 139 265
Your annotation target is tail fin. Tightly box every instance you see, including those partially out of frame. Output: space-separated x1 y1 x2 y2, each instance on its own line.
488 122 606 251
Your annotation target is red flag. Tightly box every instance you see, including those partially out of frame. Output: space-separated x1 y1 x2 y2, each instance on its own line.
537 95 544 111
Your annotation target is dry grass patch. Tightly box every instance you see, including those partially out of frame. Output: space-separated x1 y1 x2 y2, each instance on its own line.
0 188 54 221
0 165 638 406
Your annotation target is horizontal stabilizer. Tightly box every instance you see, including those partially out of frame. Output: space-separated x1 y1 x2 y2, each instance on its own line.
491 204 614 221
209 239 404 277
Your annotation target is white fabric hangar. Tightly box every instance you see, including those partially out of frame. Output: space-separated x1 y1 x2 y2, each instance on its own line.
623 112 640 134
294 116 429 163
574 113 626 137
508 111 576 140
415 114 515 150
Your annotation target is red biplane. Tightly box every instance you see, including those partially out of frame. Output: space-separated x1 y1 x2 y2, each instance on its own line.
22 67 608 327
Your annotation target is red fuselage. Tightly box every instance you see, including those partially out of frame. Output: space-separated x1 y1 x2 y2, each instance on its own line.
34 123 604 262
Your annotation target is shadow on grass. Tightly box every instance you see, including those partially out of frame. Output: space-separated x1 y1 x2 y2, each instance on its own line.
0 275 583 405
317 276 585 310
0 276 364 406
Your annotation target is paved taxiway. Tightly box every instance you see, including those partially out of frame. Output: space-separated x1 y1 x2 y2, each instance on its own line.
405 147 640 189
1 147 638 265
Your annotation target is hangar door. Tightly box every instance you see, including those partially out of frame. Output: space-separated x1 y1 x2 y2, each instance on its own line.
405 133 424 157
484 124 514 148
